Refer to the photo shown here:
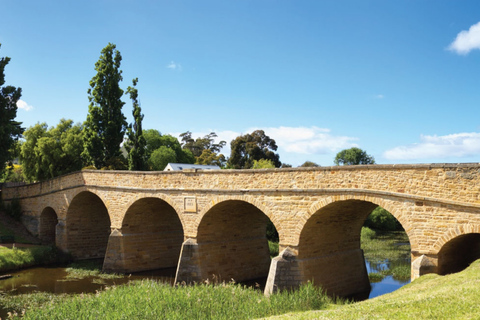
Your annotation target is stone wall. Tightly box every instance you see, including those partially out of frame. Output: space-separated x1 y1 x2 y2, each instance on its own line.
2 163 480 297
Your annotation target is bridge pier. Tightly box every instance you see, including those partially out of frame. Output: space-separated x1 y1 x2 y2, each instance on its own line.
264 247 301 295
411 253 437 279
265 246 370 298
175 236 271 284
55 218 68 253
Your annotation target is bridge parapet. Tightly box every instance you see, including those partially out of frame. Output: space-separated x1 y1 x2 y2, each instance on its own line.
3 163 480 207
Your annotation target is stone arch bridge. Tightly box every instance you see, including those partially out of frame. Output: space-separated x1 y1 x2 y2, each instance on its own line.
2 164 480 298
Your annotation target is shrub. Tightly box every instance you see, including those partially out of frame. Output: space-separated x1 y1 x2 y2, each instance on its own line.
365 207 400 231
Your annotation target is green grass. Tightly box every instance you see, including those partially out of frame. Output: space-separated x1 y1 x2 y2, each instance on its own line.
6 281 337 319
269 259 480 319
269 240 279 258
0 246 63 272
65 260 122 280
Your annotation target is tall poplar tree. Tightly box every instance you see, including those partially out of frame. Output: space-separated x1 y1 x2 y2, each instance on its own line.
83 43 127 169
125 78 147 171
0 44 24 177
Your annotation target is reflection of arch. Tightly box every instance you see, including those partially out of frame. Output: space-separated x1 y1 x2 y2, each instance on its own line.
120 197 184 272
66 191 111 259
196 199 272 282
39 207 57 244
436 225 480 275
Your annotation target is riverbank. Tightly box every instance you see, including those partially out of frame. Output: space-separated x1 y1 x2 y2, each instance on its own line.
3 260 480 319
269 259 480 319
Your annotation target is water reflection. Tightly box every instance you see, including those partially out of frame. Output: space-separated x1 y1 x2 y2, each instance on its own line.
363 236 411 299
366 261 410 298
0 266 175 295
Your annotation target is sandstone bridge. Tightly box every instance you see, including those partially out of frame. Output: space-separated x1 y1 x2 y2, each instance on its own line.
2 163 480 298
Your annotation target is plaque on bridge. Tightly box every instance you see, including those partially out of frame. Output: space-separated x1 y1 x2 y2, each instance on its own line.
184 197 197 213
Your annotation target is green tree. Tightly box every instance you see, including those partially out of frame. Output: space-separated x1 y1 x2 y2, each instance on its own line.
299 161 320 167
83 43 127 169
0 44 24 178
180 131 226 165
252 159 275 169
334 147 375 166
365 207 402 231
125 78 147 171
227 130 281 169
143 129 163 158
20 119 84 182
148 146 177 171
196 149 226 167
144 130 194 170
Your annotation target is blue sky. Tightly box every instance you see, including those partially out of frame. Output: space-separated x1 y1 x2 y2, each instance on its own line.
1 0 480 166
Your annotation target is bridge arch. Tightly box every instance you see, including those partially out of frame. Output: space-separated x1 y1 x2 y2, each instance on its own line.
198 194 283 242
199 195 276 226
38 206 58 244
103 196 185 273
121 193 185 231
177 198 274 283
434 225 480 275
295 194 413 297
64 190 111 260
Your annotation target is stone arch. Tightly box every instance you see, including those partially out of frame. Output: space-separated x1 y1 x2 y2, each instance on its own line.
104 197 185 273
39 206 58 244
295 194 412 297
197 194 281 240
65 191 111 260
122 193 185 232
302 194 414 247
434 225 480 275
193 199 273 282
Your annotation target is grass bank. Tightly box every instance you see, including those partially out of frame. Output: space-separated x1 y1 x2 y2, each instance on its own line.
269 259 480 319
0 246 67 273
6 281 339 319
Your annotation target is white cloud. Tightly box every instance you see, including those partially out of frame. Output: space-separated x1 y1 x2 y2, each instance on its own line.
16 99 34 111
448 21 480 55
383 132 480 160
167 61 182 71
173 126 358 159
260 126 358 155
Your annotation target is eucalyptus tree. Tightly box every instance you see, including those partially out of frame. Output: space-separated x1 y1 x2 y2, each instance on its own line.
83 43 127 169
227 130 281 169
0 43 24 177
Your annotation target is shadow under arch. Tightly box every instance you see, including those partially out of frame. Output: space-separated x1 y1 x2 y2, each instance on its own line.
297 197 401 298
39 207 58 245
176 199 273 284
437 232 480 275
65 191 111 260
103 197 184 273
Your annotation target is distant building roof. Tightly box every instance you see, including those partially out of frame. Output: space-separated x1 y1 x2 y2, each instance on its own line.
164 163 221 171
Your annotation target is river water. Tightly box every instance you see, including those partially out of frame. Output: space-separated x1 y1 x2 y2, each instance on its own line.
0 237 411 317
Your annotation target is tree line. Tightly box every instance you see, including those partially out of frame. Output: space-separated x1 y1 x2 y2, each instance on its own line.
1 43 374 183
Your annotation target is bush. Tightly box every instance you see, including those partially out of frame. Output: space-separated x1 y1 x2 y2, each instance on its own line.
365 207 401 231
361 226 376 240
